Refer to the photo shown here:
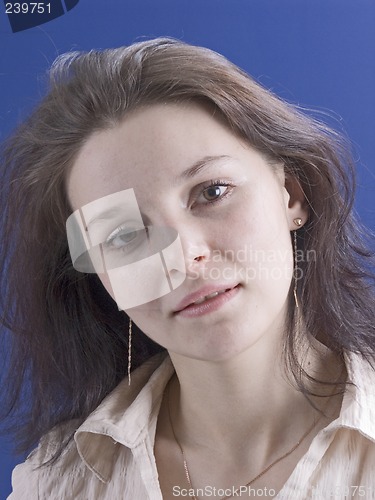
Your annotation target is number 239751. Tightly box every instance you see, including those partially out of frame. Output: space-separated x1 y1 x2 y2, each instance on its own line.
5 3 51 14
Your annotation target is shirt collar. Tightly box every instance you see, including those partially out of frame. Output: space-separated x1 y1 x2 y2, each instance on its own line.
74 349 375 483
74 352 174 483
331 351 375 441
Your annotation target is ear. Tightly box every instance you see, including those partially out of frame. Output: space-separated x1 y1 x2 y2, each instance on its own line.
284 174 309 230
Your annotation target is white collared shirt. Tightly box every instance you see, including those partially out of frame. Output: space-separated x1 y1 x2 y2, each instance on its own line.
8 351 375 499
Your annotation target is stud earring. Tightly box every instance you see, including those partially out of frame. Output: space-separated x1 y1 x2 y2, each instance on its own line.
128 318 132 386
293 230 299 308
293 217 302 227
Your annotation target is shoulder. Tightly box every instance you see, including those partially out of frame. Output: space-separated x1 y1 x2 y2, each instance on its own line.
8 352 172 499
8 420 84 500
328 351 375 460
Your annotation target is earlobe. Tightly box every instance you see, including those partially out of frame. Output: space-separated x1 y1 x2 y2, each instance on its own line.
284 175 309 230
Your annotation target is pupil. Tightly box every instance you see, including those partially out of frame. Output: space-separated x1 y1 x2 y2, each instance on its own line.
205 186 221 200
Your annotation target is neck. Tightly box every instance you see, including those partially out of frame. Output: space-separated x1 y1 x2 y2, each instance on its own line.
167 332 344 461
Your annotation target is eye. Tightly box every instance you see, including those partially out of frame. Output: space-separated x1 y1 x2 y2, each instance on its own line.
110 230 137 248
193 181 232 206
104 226 147 252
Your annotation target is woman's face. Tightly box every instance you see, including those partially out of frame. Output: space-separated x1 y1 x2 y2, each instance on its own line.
67 103 306 361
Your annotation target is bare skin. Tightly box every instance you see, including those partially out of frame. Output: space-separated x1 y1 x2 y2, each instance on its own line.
67 103 346 498
155 344 344 499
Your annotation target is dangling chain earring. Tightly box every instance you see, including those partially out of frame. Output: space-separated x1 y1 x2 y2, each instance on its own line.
293 217 302 309
128 318 132 386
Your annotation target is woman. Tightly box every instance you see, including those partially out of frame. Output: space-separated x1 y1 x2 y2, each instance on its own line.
1 38 375 499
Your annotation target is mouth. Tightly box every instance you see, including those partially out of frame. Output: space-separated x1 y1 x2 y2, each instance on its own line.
189 288 233 305
174 284 241 318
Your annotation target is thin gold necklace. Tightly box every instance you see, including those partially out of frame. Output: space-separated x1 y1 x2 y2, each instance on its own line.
166 381 322 500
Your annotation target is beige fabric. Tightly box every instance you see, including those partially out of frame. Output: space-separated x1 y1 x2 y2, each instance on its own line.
8 350 375 499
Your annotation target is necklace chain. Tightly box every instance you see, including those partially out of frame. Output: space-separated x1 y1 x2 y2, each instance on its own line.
167 381 322 500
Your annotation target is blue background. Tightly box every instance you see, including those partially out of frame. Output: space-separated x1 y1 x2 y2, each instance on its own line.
0 1 374 497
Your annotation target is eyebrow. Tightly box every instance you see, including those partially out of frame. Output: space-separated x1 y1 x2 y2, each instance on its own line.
84 208 125 230
84 208 152 231
177 155 232 182
83 155 231 229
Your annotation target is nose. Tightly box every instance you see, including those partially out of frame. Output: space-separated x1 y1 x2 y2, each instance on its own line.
156 212 213 279
178 228 212 277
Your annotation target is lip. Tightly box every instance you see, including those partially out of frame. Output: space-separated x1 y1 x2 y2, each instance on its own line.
174 283 240 318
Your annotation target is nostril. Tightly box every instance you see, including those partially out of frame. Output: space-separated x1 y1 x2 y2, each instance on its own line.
194 255 205 262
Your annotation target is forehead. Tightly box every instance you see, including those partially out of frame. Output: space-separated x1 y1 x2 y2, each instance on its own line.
67 103 276 216
66 103 248 211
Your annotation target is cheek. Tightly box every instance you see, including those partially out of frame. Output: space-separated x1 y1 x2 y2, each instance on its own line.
98 271 164 319
98 272 167 342
249 234 294 314
228 196 293 298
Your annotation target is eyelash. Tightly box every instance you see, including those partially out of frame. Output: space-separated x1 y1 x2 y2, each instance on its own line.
192 179 233 207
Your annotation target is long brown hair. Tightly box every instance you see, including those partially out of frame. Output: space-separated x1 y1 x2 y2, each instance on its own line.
1 37 374 462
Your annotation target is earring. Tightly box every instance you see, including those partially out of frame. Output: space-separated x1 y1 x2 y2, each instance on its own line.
292 217 303 308
128 318 132 386
293 230 299 308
